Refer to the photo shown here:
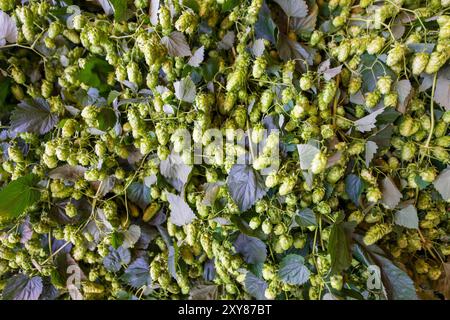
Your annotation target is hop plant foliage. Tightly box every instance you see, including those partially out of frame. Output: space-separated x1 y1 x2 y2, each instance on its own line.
0 0 449 301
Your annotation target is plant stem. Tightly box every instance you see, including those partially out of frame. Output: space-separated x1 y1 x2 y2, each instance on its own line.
420 72 438 164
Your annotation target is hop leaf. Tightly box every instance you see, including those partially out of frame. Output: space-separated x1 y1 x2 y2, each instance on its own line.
345 174 363 206
126 182 151 210
244 272 267 300
2 274 43 300
11 98 59 135
274 0 308 18
121 258 151 289
278 254 310 285
0 174 41 221
227 164 267 212
251 39 265 57
234 233 267 264
433 168 450 201
160 150 192 191
434 66 450 111
103 246 131 272
395 205 419 229
161 31 191 57
217 31 235 50
0 11 17 46
354 107 386 132
174 76 196 103
109 0 127 21
167 193 196 226
188 46 205 67
297 143 320 170
149 0 160 25
381 177 402 209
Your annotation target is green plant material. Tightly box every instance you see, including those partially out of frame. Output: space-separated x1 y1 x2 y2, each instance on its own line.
0 174 40 221
0 0 448 301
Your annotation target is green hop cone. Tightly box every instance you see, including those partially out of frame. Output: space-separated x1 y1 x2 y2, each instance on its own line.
425 50 449 73
386 44 407 67
412 52 430 75
365 90 381 108
376 76 393 95
348 76 362 95
311 152 327 174
367 36 385 55
363 223 393 246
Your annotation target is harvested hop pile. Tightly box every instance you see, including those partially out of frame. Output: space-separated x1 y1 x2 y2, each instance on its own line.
0 0 449 300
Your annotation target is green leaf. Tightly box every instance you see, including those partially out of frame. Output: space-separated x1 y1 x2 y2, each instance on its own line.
160 151 192 192
110 231 124 249
274 0 308 18
396 79 413 113
290 0 318 33
188 46 205 67
394 205 419 229
354 239 418 300
227 164 268 212
97 107 117 131
0 174 40 221
354 107 386 133
297 143 319 170
294 208 317 227
122 224 141 249
248 262 264 279
345 174 363 206
414 175 430 190
174 76 196 103
278 254 310 285
380 176 402 209
0 78 11 106
368 124 394 149
374 254 418 300
109 0 127 21
434 168 450 201
407 43 435 54
107 90 121 105
161 31 191 57
2 274 43 300
221 0 239 11
376 108 401 125
77 57 113 93
167 243 178 280
10 98 59 135
255 1 276 44
328 222 355 274
244 272 268 300
234 233 267 264
434 66 450 111
121 257 151 289
277 33 314 65
360 54 396 93
229 215 268 240
189 284 219 300
201 57 220 81
126 181 151 210
218 31 235 50
183 0 199 13
167 192 196 226
365 141 378 167
103 246 131 272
